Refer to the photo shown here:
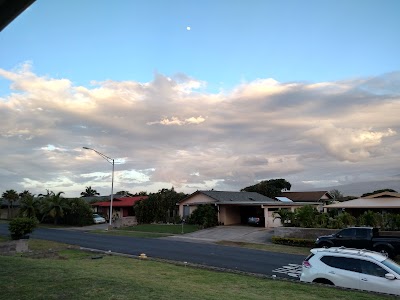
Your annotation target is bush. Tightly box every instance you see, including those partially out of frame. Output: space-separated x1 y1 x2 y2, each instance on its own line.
186 204 218 228
271 236 315 247
63 198 94 226
8 217 37 240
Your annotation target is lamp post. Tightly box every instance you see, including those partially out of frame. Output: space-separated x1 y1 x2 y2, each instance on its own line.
83 147 115 226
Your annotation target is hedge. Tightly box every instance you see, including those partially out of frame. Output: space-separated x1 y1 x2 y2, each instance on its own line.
271 236 315 247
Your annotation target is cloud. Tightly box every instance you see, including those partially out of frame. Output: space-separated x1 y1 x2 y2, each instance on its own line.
0 64 399 196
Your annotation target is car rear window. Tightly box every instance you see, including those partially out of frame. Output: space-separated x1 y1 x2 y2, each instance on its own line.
320 256 361 273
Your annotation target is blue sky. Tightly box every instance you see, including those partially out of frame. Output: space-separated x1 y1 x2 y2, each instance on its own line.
0 0 399 197
1 0 399 92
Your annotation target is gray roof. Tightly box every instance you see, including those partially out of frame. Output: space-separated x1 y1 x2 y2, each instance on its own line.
199 190 277 204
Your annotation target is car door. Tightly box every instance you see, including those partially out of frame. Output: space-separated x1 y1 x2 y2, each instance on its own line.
359 260 400 295
334 228 356 248
320 256 360 289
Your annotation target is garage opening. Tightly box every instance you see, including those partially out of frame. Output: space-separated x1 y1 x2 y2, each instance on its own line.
240 206 264 225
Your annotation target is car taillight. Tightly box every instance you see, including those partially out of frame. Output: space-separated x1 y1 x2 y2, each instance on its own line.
302 261 312 269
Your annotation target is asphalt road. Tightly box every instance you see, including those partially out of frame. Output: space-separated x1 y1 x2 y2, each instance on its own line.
0 224 305 279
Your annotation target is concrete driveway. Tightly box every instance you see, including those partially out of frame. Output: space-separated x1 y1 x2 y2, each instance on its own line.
165 225 273 244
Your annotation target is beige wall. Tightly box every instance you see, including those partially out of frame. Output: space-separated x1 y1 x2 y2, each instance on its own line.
219 205 241 225
178 193 215 217
265 208 282 228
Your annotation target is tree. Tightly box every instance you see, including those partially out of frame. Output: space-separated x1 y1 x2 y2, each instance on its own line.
361 189 397 198
2 189 19 219
19 193 40 220
80 186 100 197
241 179 291 198
115 190 134 196
39 191 70 224
329 189 343 201
63 198 94 226
186 204 218 228
273 208 295 227
134 187 187 224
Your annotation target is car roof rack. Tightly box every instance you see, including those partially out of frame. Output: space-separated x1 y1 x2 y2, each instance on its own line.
316 247 387 259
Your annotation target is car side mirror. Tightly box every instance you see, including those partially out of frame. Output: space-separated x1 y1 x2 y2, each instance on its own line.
385 273 396 280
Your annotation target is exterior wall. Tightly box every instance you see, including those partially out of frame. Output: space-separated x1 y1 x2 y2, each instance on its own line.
178 193 216 217
0 208 20 219
265 208 282 228
219 205 241 225
113 216 137 228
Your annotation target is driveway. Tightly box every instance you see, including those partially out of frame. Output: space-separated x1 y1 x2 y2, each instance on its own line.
164 225 274 244
65 223 273 244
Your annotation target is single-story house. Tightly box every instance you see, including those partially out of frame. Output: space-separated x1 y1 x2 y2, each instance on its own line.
324 191 400 217
279 191 333 211
91 196 147 221
178 190 318 228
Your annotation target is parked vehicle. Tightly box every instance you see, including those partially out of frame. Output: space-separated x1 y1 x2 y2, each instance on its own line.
315 227 400 258
300 247 400 296
93 214 106 224
247 216 265 227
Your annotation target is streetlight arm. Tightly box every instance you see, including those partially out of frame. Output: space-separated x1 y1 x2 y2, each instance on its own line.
83 147 114 164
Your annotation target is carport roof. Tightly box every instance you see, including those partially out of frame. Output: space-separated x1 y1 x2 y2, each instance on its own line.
186 190 278 204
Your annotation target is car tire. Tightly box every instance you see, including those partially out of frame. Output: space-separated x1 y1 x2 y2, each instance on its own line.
318 242 331 248
313 278 334 285
375 246 393 258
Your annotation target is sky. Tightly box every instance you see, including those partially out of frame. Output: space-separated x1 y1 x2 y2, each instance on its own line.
0 0 399 197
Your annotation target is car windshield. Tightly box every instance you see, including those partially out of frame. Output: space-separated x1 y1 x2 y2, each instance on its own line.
381 258 400 276
93 214 100 218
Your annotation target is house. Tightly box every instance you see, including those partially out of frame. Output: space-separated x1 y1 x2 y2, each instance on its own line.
324 191 400 217
91 196 147 226
178 190 317 228
279 191 333 211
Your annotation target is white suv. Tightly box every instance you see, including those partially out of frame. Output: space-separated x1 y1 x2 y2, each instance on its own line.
300 247 400 296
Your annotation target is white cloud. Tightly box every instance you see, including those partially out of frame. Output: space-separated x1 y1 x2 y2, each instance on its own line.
1 64 399 196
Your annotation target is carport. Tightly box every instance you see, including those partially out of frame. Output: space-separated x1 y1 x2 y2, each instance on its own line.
179 190 279 227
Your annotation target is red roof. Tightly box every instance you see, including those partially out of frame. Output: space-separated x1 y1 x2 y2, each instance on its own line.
91 196 147 207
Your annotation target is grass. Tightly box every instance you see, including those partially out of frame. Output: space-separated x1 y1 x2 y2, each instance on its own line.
217 241 311 256
90 223 199 238
0 240 392 300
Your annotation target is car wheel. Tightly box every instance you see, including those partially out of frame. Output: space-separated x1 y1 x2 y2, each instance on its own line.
318 242 331 248
313 278 334 285
375 246 393 258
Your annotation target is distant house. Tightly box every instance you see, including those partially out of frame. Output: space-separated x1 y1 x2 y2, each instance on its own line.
279 191 333 211
324 191 400 217
91 196 147 221
178 190 317 228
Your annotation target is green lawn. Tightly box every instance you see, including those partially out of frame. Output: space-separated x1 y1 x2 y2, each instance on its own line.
0 240 392 300
217 241 311 256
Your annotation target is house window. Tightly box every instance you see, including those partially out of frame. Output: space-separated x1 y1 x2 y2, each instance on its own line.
183 205 190 218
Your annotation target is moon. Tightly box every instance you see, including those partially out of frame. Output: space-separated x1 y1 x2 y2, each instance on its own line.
186 26 191 31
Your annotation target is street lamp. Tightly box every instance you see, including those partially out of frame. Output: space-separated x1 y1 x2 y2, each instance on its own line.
83 147 115 226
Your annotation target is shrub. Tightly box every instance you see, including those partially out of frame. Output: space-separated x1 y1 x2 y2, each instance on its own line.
271 236 315 247
294 205 318 228
63 198 94 226
8 217 37 240
186 204 218 228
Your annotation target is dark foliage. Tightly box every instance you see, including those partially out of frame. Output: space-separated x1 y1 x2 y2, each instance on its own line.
186 204 218 228
241 178 291 198
8 217 37 240
134 187 187 224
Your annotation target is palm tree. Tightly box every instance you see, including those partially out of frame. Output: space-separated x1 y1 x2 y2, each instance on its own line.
19 193 39 220
80 186 100 197
40 191 69 224
2 189 19 219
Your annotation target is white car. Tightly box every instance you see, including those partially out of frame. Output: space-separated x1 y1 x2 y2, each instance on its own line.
300 247 400 296
93 214 106 224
